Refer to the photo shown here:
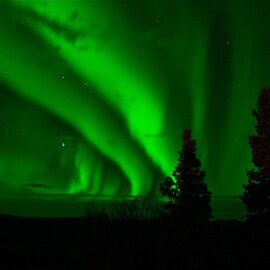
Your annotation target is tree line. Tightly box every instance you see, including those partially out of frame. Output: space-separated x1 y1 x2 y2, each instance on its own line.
160 88 270 223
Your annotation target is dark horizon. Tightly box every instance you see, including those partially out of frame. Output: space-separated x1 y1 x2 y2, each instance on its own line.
0 194 246 220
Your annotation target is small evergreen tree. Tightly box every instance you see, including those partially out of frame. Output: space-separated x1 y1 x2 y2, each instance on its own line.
160 128 212 223
241 88 270 220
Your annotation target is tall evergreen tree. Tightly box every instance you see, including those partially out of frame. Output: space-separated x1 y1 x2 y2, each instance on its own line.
241 88 270 219
160 128 212 223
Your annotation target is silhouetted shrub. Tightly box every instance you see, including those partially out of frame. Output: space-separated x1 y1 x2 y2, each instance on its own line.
84 192 162 221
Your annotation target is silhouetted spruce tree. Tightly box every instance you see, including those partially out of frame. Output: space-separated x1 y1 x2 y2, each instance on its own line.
241 88 270 220
159 128 212 223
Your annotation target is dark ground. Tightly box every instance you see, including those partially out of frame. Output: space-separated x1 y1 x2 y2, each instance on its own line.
0 215 269 269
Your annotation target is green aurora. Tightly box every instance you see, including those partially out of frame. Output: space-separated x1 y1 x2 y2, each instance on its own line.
0 0 269 206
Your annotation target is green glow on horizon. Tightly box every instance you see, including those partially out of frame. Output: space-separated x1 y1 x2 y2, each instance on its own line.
0 0 269 204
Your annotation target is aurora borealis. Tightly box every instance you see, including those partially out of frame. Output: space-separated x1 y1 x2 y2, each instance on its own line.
0 0 270 212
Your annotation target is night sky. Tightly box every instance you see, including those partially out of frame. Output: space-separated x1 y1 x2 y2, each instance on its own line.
0 0 270 216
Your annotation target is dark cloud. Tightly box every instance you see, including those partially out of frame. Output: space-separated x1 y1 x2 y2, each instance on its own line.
17 3 110 51
24 8 83 43
24 183 54 189
143 131 165 138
